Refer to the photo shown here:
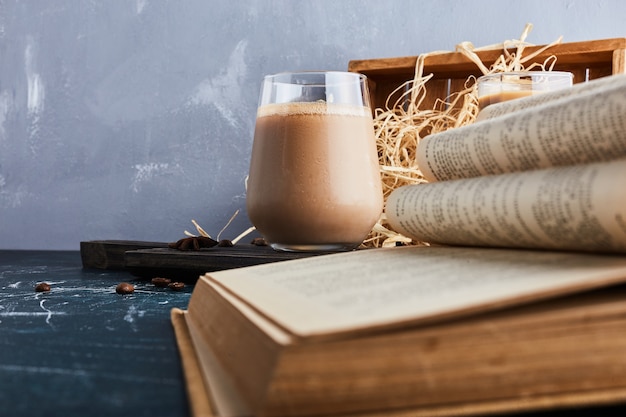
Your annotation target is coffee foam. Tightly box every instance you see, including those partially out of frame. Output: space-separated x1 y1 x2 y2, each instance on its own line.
257 101 371 118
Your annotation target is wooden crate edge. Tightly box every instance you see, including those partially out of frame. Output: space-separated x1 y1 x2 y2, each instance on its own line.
349 37 626 77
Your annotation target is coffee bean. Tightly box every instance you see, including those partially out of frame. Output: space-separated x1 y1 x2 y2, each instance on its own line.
251 237 268 246
151 277 171 287
218 239 234 247
115 282 135 294
168 282 185 291
35 282 51 292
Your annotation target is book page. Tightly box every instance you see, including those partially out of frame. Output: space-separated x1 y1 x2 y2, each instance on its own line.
205 245 626 339
416 74 626 182
387 158 626 253
475 74 626 122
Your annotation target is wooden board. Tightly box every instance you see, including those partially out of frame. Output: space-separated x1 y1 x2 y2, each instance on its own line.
124 245 334 281
80 240 170 270
80 240 333 281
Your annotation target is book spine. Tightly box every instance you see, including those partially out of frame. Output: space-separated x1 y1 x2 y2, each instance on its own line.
416 74 626 182
386 158 626 252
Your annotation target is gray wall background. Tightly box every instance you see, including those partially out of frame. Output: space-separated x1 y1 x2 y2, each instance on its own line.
1 0 625 250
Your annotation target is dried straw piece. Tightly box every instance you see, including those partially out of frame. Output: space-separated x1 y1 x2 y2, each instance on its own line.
184 211 257 245
184 219 211 238
217 209 240 241
362 24 562 248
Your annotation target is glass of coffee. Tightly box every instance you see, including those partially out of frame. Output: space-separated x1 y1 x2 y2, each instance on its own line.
246 71 383 252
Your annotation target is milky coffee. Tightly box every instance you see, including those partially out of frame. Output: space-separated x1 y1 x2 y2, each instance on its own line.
247 102 383 251
478 90 534 110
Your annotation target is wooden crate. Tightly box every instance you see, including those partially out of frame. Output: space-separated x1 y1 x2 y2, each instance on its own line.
348 38 626 111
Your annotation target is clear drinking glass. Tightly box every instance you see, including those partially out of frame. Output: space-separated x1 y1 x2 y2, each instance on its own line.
246 71 383 252
477 71 574 110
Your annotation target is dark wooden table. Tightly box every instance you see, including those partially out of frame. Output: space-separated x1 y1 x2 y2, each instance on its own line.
0 250 191 417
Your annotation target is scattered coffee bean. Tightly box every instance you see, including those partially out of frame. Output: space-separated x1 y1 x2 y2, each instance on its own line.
151 277 172 287
218 239 234 247
168 282 185 291
115 282 135 295
169 236 218 251
35 282 51 292
251 237 268 246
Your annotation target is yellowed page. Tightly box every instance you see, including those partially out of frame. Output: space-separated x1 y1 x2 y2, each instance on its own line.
206 245 626 339
387 158 626 253
417 74 626 182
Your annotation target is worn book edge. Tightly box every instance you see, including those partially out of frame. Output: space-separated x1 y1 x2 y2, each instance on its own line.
171 308 216 417
171 306 626 417
172 307 254 417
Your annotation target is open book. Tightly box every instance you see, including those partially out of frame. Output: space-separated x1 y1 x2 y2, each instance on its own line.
172 245 626 417
387 73 626 253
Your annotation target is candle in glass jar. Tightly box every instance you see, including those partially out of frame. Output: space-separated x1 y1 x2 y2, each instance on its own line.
477 71 573 110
